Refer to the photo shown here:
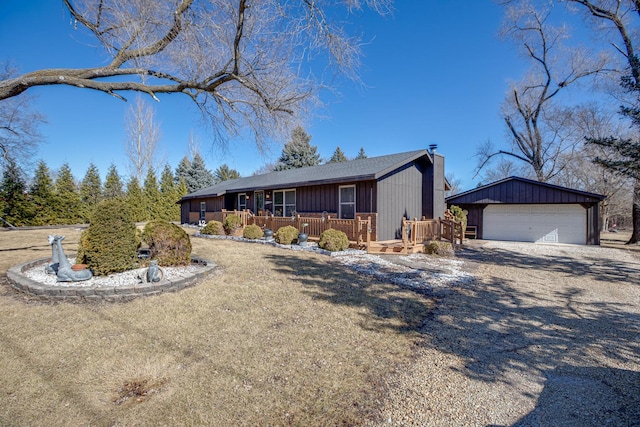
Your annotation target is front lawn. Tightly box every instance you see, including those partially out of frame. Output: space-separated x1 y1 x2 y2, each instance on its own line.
0 227 433 426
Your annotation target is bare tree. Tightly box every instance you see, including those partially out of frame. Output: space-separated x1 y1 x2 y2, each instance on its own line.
124 95 161 182
445 172 462 198
0 0 391 151
552 104 633 230
476 1 609 182
0 63 45 167
562 0 640 243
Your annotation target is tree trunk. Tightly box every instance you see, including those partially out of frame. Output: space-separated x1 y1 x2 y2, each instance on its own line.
627 180 640 244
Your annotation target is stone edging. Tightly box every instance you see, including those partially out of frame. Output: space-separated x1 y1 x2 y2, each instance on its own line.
6 257 216 302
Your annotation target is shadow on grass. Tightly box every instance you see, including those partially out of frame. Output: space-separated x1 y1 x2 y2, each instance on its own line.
264 253 435 336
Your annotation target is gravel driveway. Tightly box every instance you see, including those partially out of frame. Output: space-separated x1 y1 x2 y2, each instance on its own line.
368 240 640 427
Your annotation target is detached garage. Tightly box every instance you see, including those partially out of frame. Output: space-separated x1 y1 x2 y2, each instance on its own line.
446 177 605 245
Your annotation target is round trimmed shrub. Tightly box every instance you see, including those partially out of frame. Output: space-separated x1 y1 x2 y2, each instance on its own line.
76 199 140 276
423 240 455 256
276 225 298 245
243 224 264 239
142 220 192 266
223 214 242 235
319 229 349 252
201 220 224 235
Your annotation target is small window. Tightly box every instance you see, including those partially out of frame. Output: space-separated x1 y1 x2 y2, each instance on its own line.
200 201 206 220
339 185 355 219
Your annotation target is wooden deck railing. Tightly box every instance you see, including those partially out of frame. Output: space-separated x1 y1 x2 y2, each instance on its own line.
213 210 371 245
401 217 465 251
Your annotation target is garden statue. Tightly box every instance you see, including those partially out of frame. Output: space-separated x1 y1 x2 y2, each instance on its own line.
45 235 61 274
49 235 93 282
146 260 163 283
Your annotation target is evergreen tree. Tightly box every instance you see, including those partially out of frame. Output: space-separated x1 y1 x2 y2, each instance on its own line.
160 164 181 221
80 163 102 222
125 177 146 222
29 160 56 225
328 146 348 163
186 152 215 193
175 156 191 185
103 163 124 200
214 164 241 183
274 126 321 170
0 160 33 226
355 147 367 159
54 163 82 224
143 167 162 220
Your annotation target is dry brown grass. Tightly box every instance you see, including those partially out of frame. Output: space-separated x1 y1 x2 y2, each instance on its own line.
0 227 434 426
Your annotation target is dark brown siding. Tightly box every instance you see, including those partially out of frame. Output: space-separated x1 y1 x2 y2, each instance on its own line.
587 203 600 245
290 180 377 214
377 162 423 240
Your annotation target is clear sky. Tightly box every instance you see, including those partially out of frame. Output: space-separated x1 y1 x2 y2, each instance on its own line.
1 1 524 191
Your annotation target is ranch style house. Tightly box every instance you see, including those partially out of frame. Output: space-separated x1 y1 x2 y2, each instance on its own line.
180 148 449 241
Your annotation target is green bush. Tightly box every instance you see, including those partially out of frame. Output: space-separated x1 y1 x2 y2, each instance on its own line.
319 228 350 252
201 220 224 235
449 205 468 230
276 225 299 245
243 224 264 239
223 214 242 235
76 199 140 276
423 240 455 256
142 220 192 266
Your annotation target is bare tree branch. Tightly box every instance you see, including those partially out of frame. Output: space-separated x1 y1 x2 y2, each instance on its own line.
0 0 391 150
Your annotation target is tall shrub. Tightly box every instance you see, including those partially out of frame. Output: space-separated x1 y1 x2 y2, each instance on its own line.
77 199 140 275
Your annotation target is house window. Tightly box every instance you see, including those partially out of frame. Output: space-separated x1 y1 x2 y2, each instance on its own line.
273 189 296 217
339 185 355 219
238 193 247 211
200 201 206 220
255 191 264 213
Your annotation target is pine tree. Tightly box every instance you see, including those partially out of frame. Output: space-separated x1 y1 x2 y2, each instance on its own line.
175 156 191 185
274 126 321 170
355 147 367 159
29 160 56 225
214 164 240 183
54 163 82 225
159 164 181 221
328 146 348 163
103 163 124 200
186 152 215 193
143 167 161 220
80 163 102 222
125 177 146 222
0 160 33 226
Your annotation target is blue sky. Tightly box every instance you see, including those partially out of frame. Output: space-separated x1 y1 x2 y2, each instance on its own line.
1 1 524 190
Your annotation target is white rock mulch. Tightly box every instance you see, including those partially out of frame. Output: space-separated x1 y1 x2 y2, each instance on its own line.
23 260 205 288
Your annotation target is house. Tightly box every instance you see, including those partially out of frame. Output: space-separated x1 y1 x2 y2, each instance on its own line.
445 176 606 245
180 148 448 241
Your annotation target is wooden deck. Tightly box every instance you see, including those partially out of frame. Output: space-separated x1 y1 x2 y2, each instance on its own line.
366 239 425 254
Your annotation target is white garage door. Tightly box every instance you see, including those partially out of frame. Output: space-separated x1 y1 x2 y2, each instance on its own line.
483 204 586 244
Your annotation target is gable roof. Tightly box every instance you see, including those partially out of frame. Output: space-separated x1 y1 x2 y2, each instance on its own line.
182 149 433 200
446 176 605 205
